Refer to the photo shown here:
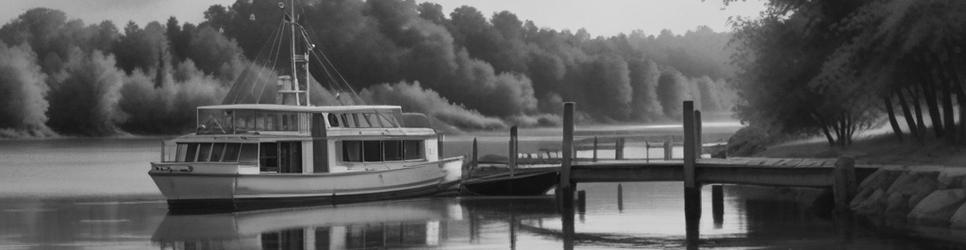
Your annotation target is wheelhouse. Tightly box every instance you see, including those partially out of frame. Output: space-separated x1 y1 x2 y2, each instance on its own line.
158 104 440 175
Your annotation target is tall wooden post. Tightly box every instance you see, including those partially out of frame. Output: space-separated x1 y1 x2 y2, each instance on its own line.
615 138 624 160
683 101 696 189
683 100 701 236
509 126 518 177
559 102 575 204
471 137 478 177
833 157 856 212
694 110 702 159
663 140 672 160
592 136 598 162
437 134 444 159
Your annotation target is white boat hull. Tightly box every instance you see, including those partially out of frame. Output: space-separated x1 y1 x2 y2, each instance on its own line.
149 157 464 210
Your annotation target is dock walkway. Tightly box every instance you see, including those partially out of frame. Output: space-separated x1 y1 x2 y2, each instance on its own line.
570 158 877 187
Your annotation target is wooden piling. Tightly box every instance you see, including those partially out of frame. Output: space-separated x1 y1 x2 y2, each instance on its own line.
615 138 624 160
664 140 672 160
593 136 599 162
617 183 624 212
559 102 575 198
437 134 444 159
712 185 723 228
509 126 518 177
694 110 702 159
683 101 696 189
471 137 478 174
576 190 586 213
833 157 856 212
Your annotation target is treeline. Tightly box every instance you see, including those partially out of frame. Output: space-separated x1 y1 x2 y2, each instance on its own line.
731 0 966 146
0 0 735 137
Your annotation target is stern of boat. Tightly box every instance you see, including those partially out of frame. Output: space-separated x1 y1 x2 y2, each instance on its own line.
437 156 464 187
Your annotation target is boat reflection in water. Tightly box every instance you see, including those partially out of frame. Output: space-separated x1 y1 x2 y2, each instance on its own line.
152 198 464 249
151 196 561 250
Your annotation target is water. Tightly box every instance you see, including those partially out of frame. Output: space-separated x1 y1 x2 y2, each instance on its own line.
0 126 954 249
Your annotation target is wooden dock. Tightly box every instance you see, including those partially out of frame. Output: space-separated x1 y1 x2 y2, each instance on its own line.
459 101 873 214
570 157 875 188
553 101 863 212
485 100 875 249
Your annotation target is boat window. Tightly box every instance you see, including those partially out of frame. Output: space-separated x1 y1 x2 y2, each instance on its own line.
239 143 258 163
197 109 233 134
222 143 240 162
233 110 254 132
197 143 213 162
184 143 199 162
404 140 422 160
377 112 397 128
365 113 382 127
354 113 370 128
383 140 403 161
256 112 271 130
363 141 382 162
341 114 351 127
209 143 226 162
278 141 302 173
260 142 279 172
328 113 339 127
342 141 362 162
342 140 423 162
176 143 187 161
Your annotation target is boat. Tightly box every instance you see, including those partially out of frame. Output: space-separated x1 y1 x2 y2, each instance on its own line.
461 167 558 196
148 0 463 211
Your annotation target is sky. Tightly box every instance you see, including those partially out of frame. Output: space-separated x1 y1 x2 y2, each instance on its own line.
1 0 766 36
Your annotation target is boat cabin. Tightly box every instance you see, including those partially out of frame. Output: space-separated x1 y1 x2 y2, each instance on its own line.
158 104 440 175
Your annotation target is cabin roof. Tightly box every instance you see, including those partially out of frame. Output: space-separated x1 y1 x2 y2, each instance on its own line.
199 104 402 112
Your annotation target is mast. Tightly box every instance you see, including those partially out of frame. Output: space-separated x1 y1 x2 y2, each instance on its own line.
289 0 302 106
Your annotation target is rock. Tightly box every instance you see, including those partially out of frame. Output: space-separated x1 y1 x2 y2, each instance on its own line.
851 170 901 209
951 202 966 229
884 192 911 215
886 172 917 193
908 189 966 224
905 177 939 209
937 169 966 189
857 169 897 191
853 188 886 214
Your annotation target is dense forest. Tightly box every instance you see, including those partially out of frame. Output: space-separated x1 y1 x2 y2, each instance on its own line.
730 0 966 146
0 0 735 137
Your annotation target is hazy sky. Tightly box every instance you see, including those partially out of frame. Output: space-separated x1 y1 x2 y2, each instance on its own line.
1 0 765 36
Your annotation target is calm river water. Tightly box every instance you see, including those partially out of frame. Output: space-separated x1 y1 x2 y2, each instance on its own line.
0 125 953 249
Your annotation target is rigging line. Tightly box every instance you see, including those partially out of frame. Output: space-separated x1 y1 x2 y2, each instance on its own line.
296 28 340 94
245 19 283 104
230 19 283 104
248 20 285 104
297 26 350 93
235 19 282 104
298 26 363 103
255 19 287 104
